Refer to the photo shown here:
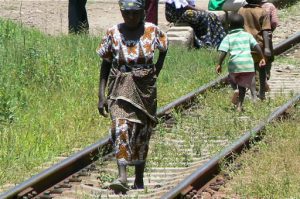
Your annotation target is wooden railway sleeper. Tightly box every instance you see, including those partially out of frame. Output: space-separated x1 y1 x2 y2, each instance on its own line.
59 182 72 189
36 195 53 199
68 176 82 183
17 187 34 198
49 188 63 194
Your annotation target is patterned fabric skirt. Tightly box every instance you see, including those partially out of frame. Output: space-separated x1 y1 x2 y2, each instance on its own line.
229 72 255 89
165 3 226 47
109 118 153 166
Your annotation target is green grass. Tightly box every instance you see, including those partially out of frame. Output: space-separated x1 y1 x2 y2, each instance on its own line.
147 88 289 169
0 19 218 186
277 0 300 18
222 103 300 198
276 54 300 66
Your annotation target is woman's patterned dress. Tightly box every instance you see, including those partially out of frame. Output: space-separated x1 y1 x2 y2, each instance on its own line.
97 22 168 166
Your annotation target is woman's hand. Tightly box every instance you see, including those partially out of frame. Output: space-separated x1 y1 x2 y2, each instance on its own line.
98 60 111 117
264 47 272 58
98 97 108 117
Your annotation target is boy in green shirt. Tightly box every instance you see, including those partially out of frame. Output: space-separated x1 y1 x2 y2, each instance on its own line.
216 14 265 112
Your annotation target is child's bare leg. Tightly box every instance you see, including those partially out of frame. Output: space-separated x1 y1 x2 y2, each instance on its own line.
237 86 246 112
229 78 239 105
230 80 238 90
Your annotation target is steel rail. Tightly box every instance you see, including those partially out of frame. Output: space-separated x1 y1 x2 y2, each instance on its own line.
273 32 300 56
162 93 300 199
1 32 299 199
157 75 227 117
161 33 300 198
0 76 226 199
0 137 109 199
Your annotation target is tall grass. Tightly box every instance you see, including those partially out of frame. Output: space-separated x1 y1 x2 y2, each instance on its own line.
147 88 288 169
0 19 218 185
223 104 300 198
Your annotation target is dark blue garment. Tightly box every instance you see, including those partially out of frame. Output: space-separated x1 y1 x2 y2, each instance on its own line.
165 2 226 48
68 0 89 34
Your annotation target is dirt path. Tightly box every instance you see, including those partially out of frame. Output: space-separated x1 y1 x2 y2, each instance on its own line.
0 0 210 36
0 0 298 41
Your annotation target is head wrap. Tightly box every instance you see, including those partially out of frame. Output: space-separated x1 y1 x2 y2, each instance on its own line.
119 0 145 11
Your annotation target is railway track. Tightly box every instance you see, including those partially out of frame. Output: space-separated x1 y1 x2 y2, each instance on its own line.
0 33 299 199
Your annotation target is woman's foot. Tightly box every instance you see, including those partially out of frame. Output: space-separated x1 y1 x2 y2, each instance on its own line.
109 178 129 193
131 180 144 189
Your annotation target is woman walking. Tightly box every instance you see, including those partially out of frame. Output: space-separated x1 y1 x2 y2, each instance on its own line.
96 0 168 193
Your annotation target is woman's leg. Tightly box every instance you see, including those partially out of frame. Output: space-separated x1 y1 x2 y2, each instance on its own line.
118 164 127 183
110 118 152 190
134 162 145 189
109 119 130 191
131 122 152 189
258 65 266 100
68 0 79 33
250 74 258 101
78 0 89 33
109 163 129 192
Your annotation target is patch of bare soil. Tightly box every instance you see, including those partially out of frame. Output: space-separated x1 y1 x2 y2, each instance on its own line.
0 0 167 36
0 0 213 36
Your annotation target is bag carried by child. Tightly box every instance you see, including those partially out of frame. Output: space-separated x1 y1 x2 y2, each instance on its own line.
208 0 247 12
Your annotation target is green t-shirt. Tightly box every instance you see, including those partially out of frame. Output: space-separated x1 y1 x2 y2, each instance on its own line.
218 29 258 73
208 0 226 11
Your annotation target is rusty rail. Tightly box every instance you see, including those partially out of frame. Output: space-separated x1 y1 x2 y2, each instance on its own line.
0 76 226 199
273 32 300 55
160 32 300 199
162 93 300 199
1 32 299 199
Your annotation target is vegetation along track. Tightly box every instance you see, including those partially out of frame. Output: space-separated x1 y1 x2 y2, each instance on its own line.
0 31 299 199
162 32 300 199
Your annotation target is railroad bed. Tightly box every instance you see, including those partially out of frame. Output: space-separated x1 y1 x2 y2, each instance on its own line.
47 102 232 199
0 32 299 199
1 3 300 197
268 44 300 98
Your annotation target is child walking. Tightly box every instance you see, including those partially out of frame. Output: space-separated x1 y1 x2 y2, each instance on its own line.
260 0 279 91
216 14 266 112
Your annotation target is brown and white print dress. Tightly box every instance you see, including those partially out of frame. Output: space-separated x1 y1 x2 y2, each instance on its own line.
96 22 168 166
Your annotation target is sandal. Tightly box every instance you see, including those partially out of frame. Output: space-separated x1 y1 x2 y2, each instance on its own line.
109 179 129 193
